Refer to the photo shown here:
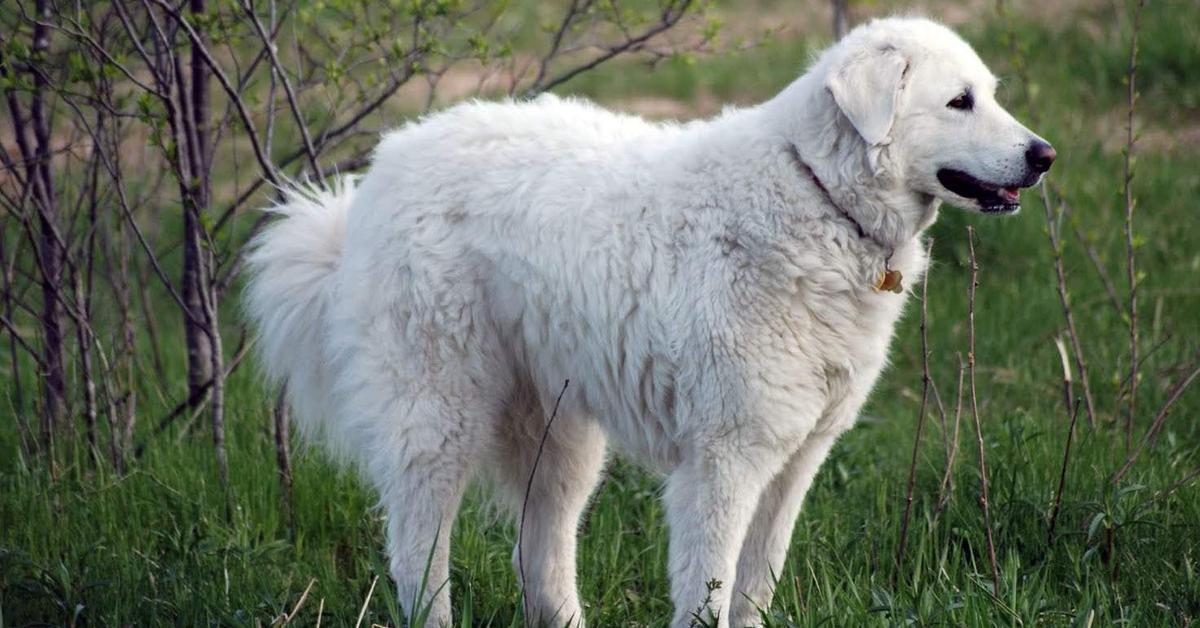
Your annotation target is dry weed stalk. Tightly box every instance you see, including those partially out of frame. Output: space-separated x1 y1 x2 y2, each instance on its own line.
895 239 935 576
1113 355 1200 484
966 226 1001 595
935 356 967 518
1041 183 1098 427
1122 0 1146 450
1047 399 1081 544
354 575 379 628
519 380 571 620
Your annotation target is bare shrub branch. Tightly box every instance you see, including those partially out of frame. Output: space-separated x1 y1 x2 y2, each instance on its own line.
1121 0 1145 450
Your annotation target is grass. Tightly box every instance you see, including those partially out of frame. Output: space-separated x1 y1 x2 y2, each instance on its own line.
3 1 1200 625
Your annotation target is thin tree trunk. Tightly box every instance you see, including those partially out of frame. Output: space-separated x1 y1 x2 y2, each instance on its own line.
135 255 166 382
105 113 136 473
95 162 131 473
1 231 31 456
184 0 232 520
274 390 295 537
74 267 99 463
182 212 212 401
30 0 66 467
831 0 849 39
202 260 232 519
117 215 136 473
182 0 214 404
75 128 104 464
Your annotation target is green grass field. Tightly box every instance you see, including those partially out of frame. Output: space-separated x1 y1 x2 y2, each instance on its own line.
3 1 1200 625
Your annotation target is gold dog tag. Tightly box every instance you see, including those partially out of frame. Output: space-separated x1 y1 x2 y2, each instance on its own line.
875 269 903 293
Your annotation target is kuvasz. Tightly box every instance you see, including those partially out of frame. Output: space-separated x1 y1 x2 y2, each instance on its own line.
246 16 1054 628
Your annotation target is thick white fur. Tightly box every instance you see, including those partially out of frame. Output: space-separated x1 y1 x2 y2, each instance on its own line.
246 17 1047 628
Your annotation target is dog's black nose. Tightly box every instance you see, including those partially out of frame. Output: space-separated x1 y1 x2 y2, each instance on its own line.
1025 140 1056 173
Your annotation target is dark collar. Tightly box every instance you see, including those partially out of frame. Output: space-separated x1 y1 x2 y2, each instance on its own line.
785 143 903 293
785 143 891 254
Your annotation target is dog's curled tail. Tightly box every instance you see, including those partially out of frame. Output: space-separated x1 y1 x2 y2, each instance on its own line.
244 177 355 457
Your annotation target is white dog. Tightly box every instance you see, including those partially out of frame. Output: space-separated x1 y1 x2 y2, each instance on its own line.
246 16 1053 627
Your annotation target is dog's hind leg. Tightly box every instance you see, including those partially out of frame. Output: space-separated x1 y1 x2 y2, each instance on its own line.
371 414 471 625
492 400 607 628
728 432 838 627
361 384 500 627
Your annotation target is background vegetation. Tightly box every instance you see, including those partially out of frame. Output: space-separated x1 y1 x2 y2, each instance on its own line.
2 0 1198 625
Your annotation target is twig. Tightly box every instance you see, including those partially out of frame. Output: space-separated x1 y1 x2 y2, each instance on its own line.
521 0 695 97
149 0 282 188
1053 337 1073 419
966 226 1001 595
0 312 45 367
173 388 213 445
935 355 967 517
0 232 31 455
1112 356 1200 484
1052 183 1122 314
529 0 591 91
1156 467 1200 503
1122 0 1145 450
238 0 321 179
1047 399 1081 544
1041 182 1097 427
895 239 934 577
930 371 950 461
133 331 254 458
518 379 570 620
208 65 418 236
283 577 316 625
1116 333 1174 400
354 575 379 628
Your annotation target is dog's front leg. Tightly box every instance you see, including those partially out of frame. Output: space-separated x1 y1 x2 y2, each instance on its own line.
728 432 839 626
663 447 788 628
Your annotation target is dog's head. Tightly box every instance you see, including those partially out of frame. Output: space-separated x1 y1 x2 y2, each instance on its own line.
825 18 1054 214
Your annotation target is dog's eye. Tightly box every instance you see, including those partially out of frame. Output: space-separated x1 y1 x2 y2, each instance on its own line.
947 91 974 111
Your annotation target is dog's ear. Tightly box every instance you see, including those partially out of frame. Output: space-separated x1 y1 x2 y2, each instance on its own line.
826 46 908 146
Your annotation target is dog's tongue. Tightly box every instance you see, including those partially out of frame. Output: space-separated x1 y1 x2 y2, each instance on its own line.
1000 187 1020 203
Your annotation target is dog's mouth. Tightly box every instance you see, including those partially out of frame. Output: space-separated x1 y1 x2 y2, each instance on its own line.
936 168 1034 214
